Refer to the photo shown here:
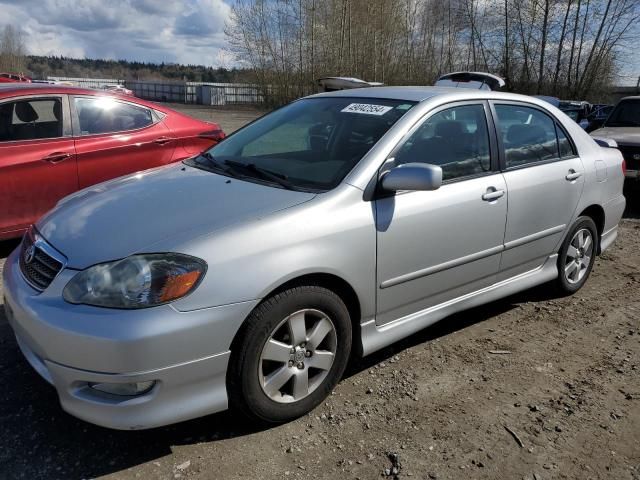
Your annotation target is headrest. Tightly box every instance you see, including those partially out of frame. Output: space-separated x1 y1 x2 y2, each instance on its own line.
15 102 39 123
53 101 61 121
435 120 464 138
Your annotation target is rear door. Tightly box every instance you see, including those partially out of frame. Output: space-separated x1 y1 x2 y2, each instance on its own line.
490 102 585 281
71 96 176 187
0 95 78 237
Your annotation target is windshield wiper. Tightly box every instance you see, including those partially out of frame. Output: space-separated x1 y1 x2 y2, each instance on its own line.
224 160 295 189
191 151 224 171
190 152 245 177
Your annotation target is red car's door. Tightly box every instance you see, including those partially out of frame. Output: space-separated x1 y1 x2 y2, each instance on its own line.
71 95 176 187
0 95 78 238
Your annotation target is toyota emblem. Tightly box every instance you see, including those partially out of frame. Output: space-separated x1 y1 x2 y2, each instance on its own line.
24 245 36 264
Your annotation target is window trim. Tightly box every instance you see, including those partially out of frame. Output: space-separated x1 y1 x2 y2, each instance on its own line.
489 100 579 172
69 95 162 138
377 100 499 196
0 94 71 144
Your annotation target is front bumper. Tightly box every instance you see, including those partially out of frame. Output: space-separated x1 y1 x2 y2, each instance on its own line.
3 248 259 430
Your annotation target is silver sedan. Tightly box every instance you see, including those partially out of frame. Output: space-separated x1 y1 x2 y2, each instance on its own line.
3 87 626 429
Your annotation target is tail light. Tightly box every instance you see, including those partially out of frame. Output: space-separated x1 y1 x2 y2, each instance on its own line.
621 158 626 176
198 129 225 142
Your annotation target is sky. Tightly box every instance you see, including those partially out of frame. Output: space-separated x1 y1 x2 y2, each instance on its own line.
0 0 234 67
0 0 637 84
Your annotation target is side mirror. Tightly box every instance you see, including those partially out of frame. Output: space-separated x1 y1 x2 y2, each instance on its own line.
381 163 443 192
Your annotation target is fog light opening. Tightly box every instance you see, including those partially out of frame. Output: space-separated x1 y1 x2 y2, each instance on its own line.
88 380 156 396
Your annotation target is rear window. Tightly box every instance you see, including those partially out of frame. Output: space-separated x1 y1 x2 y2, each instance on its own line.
605 99 640 127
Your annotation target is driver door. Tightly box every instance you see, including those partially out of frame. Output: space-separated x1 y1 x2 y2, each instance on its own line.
375 101 508 325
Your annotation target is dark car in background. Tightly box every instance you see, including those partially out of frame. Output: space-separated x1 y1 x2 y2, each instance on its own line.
585 105 614 133
559 100 592 129
590 96 640 181
0 84 225 240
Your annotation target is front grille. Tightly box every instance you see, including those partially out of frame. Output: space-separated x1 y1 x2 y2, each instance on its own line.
19 231 64 291
618 144 640 171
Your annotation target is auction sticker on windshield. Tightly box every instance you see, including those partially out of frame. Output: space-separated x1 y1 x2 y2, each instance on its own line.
341 103 394 115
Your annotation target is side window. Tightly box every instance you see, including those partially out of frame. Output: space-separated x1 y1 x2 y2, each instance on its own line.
494 104 560 168
394 104 491 181
0 98 62 142
556 125 576 158
74 97 154 135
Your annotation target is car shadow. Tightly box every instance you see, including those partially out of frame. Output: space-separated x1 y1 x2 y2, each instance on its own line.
623 183 639 219
0 280 564 480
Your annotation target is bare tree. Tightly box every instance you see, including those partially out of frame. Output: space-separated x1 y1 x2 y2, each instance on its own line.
0 25 27 73
225 0 640 104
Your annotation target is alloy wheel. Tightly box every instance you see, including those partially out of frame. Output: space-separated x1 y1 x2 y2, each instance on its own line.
258 309 337 403
564 228 593 285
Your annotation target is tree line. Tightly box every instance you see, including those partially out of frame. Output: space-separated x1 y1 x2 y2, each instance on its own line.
226 0 639 103
25 56 249 83
0 25 249 83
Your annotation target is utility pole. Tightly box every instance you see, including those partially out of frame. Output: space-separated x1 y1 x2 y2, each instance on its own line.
504 0 509 90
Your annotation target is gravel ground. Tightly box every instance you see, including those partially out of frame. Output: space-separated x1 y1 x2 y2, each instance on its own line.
0 120 639 479
168 103 264 133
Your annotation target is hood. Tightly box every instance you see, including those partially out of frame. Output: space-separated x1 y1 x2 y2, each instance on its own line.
590 126 640 144
37 163 315 268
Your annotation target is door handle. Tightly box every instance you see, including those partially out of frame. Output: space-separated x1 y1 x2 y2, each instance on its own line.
153 136 173 145
482 188 505 201
42 152 72 163
565 170 582 181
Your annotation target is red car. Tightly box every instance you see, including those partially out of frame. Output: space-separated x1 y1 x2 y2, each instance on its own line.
0 84 225 240
0 73 32 83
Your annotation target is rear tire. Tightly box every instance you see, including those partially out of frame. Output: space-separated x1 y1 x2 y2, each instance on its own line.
555 216 598 294
227 285 352 423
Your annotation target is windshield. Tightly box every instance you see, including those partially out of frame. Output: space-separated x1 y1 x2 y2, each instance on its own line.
187 97 415 191
605 99 640 127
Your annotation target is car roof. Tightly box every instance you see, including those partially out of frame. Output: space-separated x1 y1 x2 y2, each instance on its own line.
0 83 106 96
0 83 168 111
306 85 550 105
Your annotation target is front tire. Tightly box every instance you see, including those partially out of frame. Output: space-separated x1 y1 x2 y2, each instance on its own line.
555 216 598 294
227 285 352 423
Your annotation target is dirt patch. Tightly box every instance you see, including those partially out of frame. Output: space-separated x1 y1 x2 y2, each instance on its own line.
0 197 639 480
167 103 264 133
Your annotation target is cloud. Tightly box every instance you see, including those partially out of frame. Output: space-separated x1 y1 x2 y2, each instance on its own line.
0 0 233 67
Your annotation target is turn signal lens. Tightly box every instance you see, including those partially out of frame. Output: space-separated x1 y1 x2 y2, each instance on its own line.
160 270 203 302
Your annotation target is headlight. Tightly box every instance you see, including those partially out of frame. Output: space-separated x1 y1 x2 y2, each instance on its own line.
63 254 206 309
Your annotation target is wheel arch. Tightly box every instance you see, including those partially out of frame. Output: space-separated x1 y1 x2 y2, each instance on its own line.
230 272 364 358
577 204 605 254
